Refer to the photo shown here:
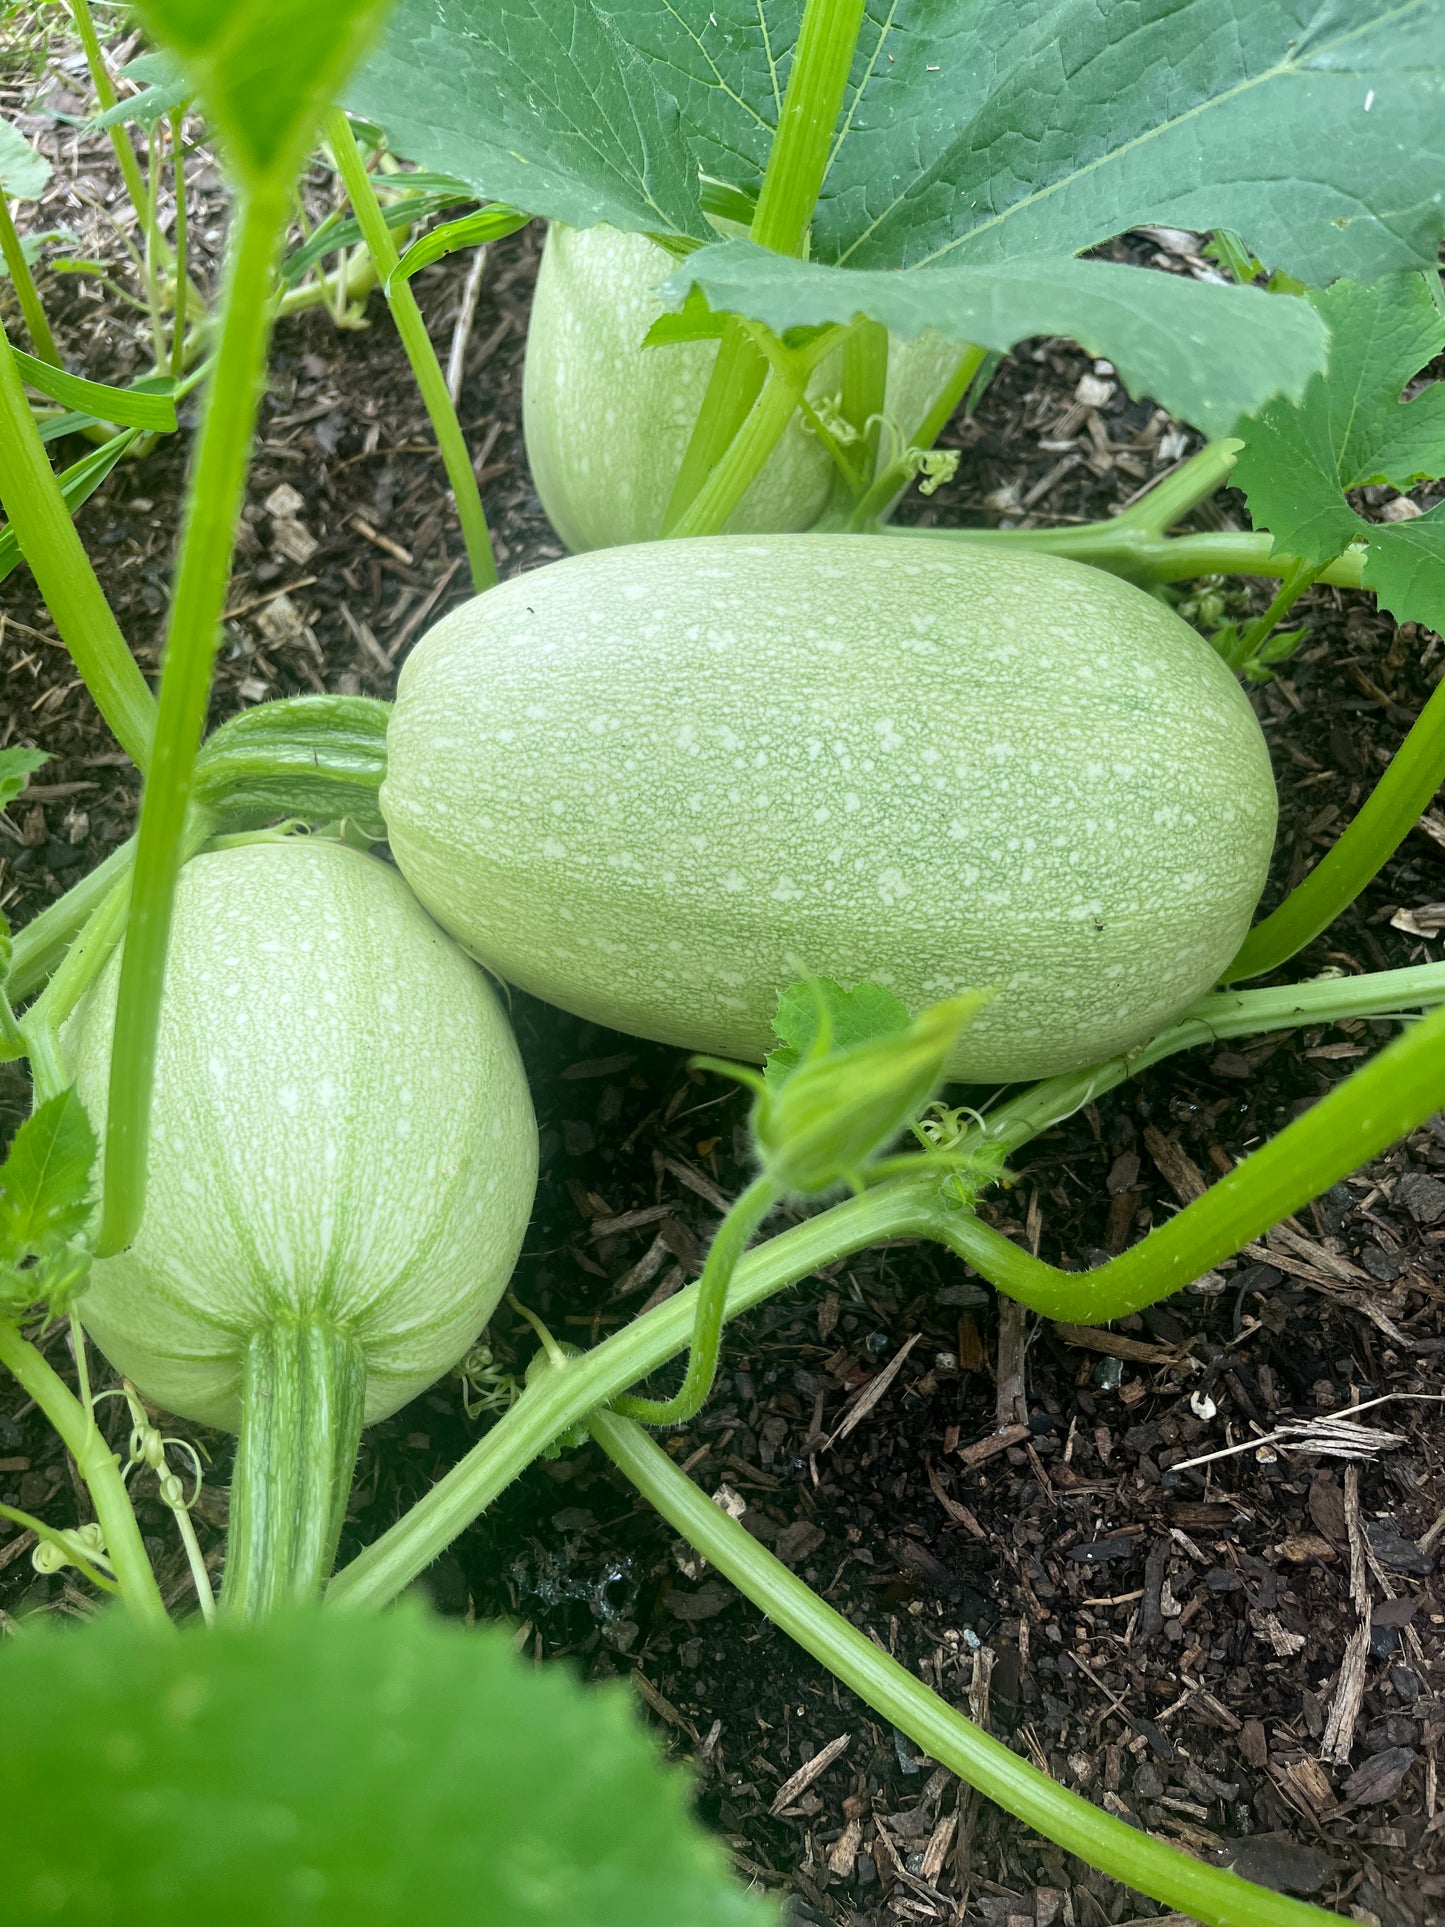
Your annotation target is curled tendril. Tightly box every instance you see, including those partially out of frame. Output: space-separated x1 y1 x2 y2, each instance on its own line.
454 1340 524 1422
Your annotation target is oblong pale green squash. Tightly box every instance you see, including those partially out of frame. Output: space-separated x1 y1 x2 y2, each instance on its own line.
381 537 1278 1084
522 223 959 552
65 838 538 1430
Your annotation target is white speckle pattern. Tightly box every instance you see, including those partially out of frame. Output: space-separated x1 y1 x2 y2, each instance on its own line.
521 224 960 552
64 841 537 1430
383 536 1278 1083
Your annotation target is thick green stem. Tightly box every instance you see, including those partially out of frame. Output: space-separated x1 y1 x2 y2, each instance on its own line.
661 326 771 536
0 332 155 768
222 1319 366 1618
1225 672 1445 982
19 865 133 1091
847 344 989 530
328 1180 929 1608
977 962 1445 1160
0 1319 168 1627
663 0 863 535
1114 438 1241 536
942 998 1445 1323
614 1174 780 1424
0 197 60 364
670 368 808 538
99 188 288 1258
884 520 1366 590
590 1408 1338 1927
839 315 888 483
323 110 497 593
329 960 1445 1610
8 837 135 1004
1223 555 1324 672
751 0 865 257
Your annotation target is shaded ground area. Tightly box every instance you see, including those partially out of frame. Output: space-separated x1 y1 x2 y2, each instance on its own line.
1 42 1443 1927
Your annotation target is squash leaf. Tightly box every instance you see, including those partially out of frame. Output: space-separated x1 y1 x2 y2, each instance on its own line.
0 116 50 201
0 1089 96 1315
0 745 47 813
10 349 177 432
766 977 911 1088
88 52 192 132
662 242 1328 441
351 0 1445 284
134 0 395 191
1232 273 1445 635
347 0 709 240
0 1604 775 1927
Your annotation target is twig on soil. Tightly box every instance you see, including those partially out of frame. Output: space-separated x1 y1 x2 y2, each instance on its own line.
446 245 488 404
1171 1392 1445 1470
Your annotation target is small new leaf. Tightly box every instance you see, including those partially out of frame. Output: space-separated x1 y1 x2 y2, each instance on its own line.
386 203 533 293
757 987 985 1195
0 746 46 814
1233 273 1445 634
765 977 911 1088
0 117 50 202
0 1092 95 1250
88 52 192 131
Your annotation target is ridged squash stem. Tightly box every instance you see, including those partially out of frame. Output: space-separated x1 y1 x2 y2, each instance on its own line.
67 0 168 277
661 328 772 535
613 1175 780 1426
668 367 810 538
99 185 289 1258
1224 673 1445 981
0 1318 168 1628
1111 437 1241 536
662 0 865 533
1221 555 1325 672
21 868 132 1104
590 1406 1340 1927
973 961 1445 1162
222 1321 368 1618
839 316 888 477
0 194 60 364
0 331 155 769
328 961 1445 1611
322 110 498 593
9 840 135 1004
750 0 867 258
889 518 1366 590
846 343 989 530
328 1179 930 1609
941 998 1445 1324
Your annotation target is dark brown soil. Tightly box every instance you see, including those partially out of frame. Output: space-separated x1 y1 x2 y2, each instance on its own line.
2 35 1443 1927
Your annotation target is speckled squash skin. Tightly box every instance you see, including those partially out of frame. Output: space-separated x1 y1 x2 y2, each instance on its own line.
522 223 960 552
381 536 1278 1083
64 839 538 1430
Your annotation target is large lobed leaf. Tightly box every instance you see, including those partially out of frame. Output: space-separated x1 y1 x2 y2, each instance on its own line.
353 0 1445 285
1232 273 1445 634
665 241 1330 438
0 1604 775 1927
346 0 709 240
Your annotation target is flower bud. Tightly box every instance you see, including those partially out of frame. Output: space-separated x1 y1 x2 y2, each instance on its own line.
755 991 986 1195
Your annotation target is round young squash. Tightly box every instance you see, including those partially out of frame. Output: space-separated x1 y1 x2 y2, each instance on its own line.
522 223 959 552
64 837 538 1431
381 537 1278 1084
